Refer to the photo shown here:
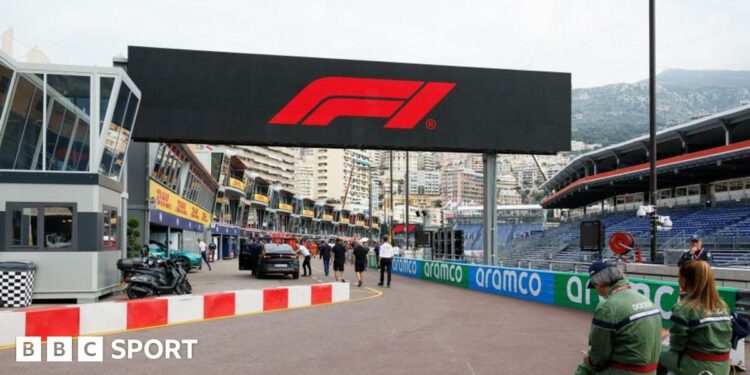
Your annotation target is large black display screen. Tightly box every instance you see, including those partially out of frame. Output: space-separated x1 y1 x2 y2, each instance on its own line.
128 46 570 154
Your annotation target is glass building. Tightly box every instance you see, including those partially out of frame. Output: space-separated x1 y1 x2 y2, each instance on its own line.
126 142 219 260
0 50 140 302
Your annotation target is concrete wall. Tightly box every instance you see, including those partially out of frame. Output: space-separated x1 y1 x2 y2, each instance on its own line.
0 250 121 302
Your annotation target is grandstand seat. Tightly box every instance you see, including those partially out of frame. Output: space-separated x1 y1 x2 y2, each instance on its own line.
505 203 750 266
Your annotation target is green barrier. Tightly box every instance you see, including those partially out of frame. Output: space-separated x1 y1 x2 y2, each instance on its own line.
421 260 469 288
553 272 737 327
389 259 739 327
368 254 378 269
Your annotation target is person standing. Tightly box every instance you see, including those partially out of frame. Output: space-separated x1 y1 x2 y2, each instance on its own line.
353 238 369 287
208 241 218 263
574 260 661 375
678 234 713 266
658 260 732 375
319 240 332 276
378 236 394 288
332 238 347 283
248 238 263 275
198 239 212 271
299 242 312 277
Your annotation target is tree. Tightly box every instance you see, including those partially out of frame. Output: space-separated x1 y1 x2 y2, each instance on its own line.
126 219 141 257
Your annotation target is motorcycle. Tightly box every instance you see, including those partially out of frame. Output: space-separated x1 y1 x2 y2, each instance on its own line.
118 256 192 299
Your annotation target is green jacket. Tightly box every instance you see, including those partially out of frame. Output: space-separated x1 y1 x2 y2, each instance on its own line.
576 279 662 375
659 302 732 375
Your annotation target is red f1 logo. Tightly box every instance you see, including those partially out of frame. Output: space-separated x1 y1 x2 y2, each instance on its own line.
269 77 455 129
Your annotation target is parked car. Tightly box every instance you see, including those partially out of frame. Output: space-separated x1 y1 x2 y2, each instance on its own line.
148 242 202 272
256 244 299 279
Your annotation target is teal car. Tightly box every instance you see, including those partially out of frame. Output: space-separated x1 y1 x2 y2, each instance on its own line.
148 242 202 272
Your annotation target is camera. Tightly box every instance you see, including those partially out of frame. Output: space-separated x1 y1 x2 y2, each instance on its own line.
636 205 654 218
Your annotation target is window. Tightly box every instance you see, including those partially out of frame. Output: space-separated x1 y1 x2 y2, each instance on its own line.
150 144 183 191
109 94 138 178
11 207 37 247
44 206 73 248
714 182 728 193
102 207 118 250
47 75 91 115
45 74 92 172
0 60 12 118
151 143 165 178
99 77 114 132
99 83 139 180
0 75 44 169
211 153 229 185
67 116 90 171
6 203 76 250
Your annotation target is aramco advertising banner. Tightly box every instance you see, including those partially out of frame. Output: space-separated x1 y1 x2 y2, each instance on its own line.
387 258 738 326
391 257 422 279
469 264 555 304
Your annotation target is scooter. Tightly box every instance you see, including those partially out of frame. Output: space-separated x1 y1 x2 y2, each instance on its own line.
123 256 192 299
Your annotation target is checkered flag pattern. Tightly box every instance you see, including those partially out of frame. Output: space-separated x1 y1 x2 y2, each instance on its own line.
0 270 35 308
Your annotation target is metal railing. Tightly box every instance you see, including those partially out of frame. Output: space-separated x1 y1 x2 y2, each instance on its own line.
461 255 593 272
413 251 750 273
658 230 686 251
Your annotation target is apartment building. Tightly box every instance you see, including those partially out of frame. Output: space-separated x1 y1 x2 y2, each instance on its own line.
232 146 296 189
440 167 483 205
314 149 372 211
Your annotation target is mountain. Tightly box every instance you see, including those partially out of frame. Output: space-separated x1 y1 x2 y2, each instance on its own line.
572 70 750 146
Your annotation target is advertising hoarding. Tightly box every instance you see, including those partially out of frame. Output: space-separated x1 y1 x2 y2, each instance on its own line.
129 46 571 154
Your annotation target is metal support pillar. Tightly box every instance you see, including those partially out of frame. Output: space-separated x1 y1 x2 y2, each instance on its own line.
368 166 374 240
483 153 497 265
389 151 394 241
648 0 658 262
122 157 129 259
166 226 171 257
405 151 410 250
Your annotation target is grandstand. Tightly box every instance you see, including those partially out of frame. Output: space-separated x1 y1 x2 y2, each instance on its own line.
453 205 545 252
503 103 750 269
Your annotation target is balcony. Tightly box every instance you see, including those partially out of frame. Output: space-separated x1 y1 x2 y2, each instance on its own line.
278 202 293 213
251 193 269 206
225 176 246 196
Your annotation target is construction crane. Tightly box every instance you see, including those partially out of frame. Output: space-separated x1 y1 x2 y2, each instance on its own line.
530 155 549 181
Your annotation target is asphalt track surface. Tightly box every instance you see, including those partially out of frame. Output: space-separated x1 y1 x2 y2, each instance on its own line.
1 258 596 374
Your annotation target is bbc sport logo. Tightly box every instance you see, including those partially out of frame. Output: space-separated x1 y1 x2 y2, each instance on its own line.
16 337 198 362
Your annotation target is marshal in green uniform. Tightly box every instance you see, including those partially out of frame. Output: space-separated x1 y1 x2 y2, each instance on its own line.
658 260 732 375
575 261 662 375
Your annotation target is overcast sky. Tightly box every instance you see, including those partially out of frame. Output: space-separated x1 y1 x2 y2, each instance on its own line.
4 0 750 88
